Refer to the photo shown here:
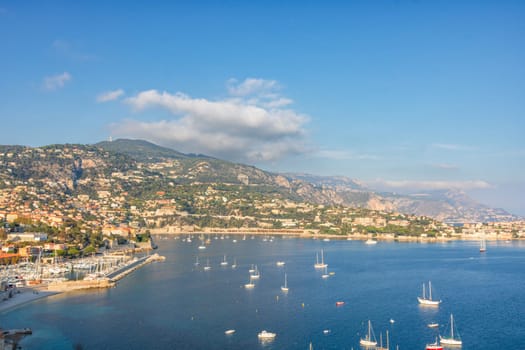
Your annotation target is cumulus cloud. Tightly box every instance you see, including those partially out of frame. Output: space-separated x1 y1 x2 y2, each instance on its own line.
43 72 71 91
97 89 125 103
112 78 309 162
368 179 492 191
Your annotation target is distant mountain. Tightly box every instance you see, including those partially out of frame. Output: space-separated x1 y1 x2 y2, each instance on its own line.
1 139 517 223
95 139 518 222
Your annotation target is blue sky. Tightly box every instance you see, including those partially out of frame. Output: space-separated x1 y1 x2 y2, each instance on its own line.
1 0 524 215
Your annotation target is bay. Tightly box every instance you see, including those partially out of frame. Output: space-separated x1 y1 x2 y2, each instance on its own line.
3 237 525 349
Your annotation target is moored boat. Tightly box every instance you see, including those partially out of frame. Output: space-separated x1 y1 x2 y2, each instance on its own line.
418 281 441 306
440 314 462 346
359 320 377 347
258 330 276 340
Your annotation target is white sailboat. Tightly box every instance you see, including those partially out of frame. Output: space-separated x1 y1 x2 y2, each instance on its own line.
220 255 228 266
314 249 328 269
440 314 462 346
359 320 377 347
204 258 211 271
231 258 237 269
245 275 255 289
251 265 260 279
281 273 289 292
479 238 487 252
321 265 329 279
194 256 200 266
418 281 441 306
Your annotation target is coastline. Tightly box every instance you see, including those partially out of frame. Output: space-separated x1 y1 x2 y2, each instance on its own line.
150 229 517 242
0 287 60 314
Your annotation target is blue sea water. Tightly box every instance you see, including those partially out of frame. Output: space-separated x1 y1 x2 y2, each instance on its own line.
2 237 525 350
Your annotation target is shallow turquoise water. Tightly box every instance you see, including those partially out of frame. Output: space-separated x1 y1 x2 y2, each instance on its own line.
3 237 525 349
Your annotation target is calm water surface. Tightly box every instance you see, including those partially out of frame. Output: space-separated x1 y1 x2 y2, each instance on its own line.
3 237 525 350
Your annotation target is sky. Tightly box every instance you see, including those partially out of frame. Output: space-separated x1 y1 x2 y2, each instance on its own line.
0 0 524 215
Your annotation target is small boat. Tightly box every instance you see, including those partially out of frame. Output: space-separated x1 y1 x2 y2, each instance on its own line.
389 319 395 324
281 273 289 292
276 261 285 266
428 323 439 328
224 329 235 335
250 265 260 279
204 259 211 271
323 329 331 334
321 266 329 279
258 330 276 340
480 238 487 252
335 301 345 306
220 255 228 266
426 338 443 350
440 314 462 346
359 320 377 347
329 271 335 276
418 281 441 306
323 238 330 242
314 249 328 269
198 245 206 250
194 256 200 266
249 264 255 273
245 276 255 289
365 238 378 245
231 258 237 269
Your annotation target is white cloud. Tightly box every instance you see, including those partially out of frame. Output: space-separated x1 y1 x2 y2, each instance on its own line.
43 72 71 91
97 89 125 103
227 78 279 96
112 78 309 162
368 179 492 191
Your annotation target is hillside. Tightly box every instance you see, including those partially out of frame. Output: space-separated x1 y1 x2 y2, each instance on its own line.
0 139 517 223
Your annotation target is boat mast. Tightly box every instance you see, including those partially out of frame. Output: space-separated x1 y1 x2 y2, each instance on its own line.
450 314 454 339
429 281 432 300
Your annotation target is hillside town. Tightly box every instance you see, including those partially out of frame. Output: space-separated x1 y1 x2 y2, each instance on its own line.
1 144 524 268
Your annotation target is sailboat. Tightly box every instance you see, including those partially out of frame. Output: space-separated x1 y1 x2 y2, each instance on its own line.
244 275 255 289
377 330 389 350
359 320 377 347
440 314 462 346
418 281 441 306
281 273 289 292
251 265 260 279
314 249 328 269
220 255 228 266
204 259 211 271
321 265 329 279
479 238 487 252
231 258 237 269
194 256 200 266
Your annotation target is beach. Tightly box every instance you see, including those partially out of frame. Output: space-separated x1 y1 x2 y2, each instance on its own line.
0 287 60 314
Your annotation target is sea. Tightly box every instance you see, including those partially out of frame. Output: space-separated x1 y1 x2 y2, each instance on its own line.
3 236 525 350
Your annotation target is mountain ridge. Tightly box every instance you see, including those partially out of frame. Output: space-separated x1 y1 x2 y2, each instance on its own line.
0 139 518 223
